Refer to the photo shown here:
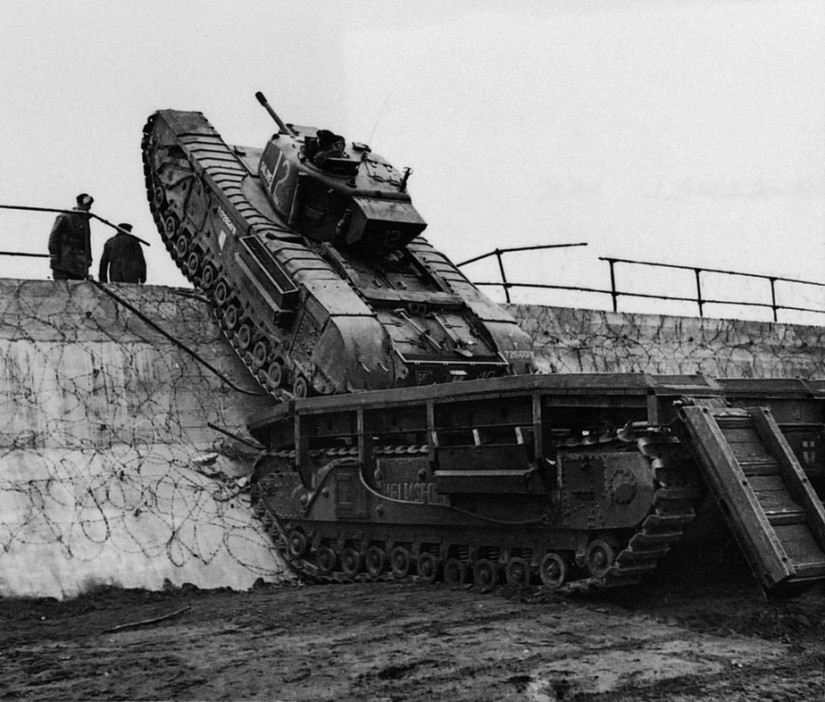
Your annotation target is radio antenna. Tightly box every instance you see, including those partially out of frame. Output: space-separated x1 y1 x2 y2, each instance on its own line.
367 94 391 145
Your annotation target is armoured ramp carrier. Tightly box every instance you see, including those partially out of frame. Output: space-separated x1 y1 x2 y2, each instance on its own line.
142 94 533 399
248 374 825 594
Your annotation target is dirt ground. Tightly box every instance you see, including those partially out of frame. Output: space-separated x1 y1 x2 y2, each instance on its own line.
2 546 825 702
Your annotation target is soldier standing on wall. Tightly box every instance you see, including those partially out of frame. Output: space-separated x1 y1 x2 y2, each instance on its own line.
48 193 94 280
98 223 147 284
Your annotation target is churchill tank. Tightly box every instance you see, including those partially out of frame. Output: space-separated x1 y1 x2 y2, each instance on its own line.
142 93 533 399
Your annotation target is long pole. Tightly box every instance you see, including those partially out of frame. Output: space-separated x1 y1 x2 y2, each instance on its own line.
0 204 151 246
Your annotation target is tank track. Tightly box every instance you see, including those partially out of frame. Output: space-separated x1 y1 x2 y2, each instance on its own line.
251 425 701 593
598 429 700 590
141 112 324 401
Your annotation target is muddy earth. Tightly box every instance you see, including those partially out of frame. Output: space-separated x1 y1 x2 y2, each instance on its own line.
2 546 825 701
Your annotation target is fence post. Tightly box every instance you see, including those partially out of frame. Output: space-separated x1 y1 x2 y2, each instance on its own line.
495 248 511 303
606 258 618 312
769 277 778 322
694 268 704 318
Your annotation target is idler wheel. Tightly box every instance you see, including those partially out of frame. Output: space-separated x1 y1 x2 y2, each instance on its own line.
315 545 337 575
214 280 230 307
200 263 216 290
237 323 253 350
473 558 499 590
390 546 412 579
287 529 307 559
341 547 363 577
585 538 618 578
252 340 269 369
185 250 201 277
365 546 386 579
504 556 531 588
443 559 467 586
174 234 189 259
416 552 439 584
538 552 567 589
224 304 240 331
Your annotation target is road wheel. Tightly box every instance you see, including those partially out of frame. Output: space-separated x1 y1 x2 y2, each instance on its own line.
266 361 284 389
315 545 337 575
292 375 310 399
174 233 189 259
287 530 307 559
214 280 229 307
443 559 467 586
185 250 201 277
504 556 531 588
252 340 269 369
154 185 167 210
224 304 240 331
473 558 499 590
390 546 412 579
341 547 362 578
585 539 617 578
237 323 253 350
365 546 386 579
162 213 178 240
417 553 439 584
538 552 568 589
201 263 216 290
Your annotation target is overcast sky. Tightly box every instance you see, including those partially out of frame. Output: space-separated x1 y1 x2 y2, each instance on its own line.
1 1 823 320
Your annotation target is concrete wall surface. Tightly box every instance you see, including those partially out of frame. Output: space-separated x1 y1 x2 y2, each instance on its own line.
510 304 825 379
2 280 823 599
0 279 286 599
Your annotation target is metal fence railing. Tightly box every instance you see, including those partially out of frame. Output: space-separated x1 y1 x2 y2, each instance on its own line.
4 227 823 323
0 251 49 260
457 245 825 323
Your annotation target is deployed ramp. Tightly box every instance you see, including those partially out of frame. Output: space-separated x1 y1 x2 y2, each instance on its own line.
679 404 825 591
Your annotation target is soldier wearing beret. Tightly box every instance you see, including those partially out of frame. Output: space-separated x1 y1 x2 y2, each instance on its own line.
49 193 93 280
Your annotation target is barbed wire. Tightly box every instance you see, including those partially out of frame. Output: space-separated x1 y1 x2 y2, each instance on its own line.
0 280 283 590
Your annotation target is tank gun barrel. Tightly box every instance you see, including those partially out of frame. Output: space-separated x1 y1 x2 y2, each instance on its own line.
255 91 297 136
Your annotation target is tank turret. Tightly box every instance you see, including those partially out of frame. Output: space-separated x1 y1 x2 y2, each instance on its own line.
255 92 427 252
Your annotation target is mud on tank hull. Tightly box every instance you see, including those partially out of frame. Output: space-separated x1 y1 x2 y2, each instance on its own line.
141 109 533 399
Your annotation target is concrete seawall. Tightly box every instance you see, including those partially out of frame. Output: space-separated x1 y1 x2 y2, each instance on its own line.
509 304 825 378
1 280 823 598
0 279 285 598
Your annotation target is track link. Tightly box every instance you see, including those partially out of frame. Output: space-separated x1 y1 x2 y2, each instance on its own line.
141 111 326 400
